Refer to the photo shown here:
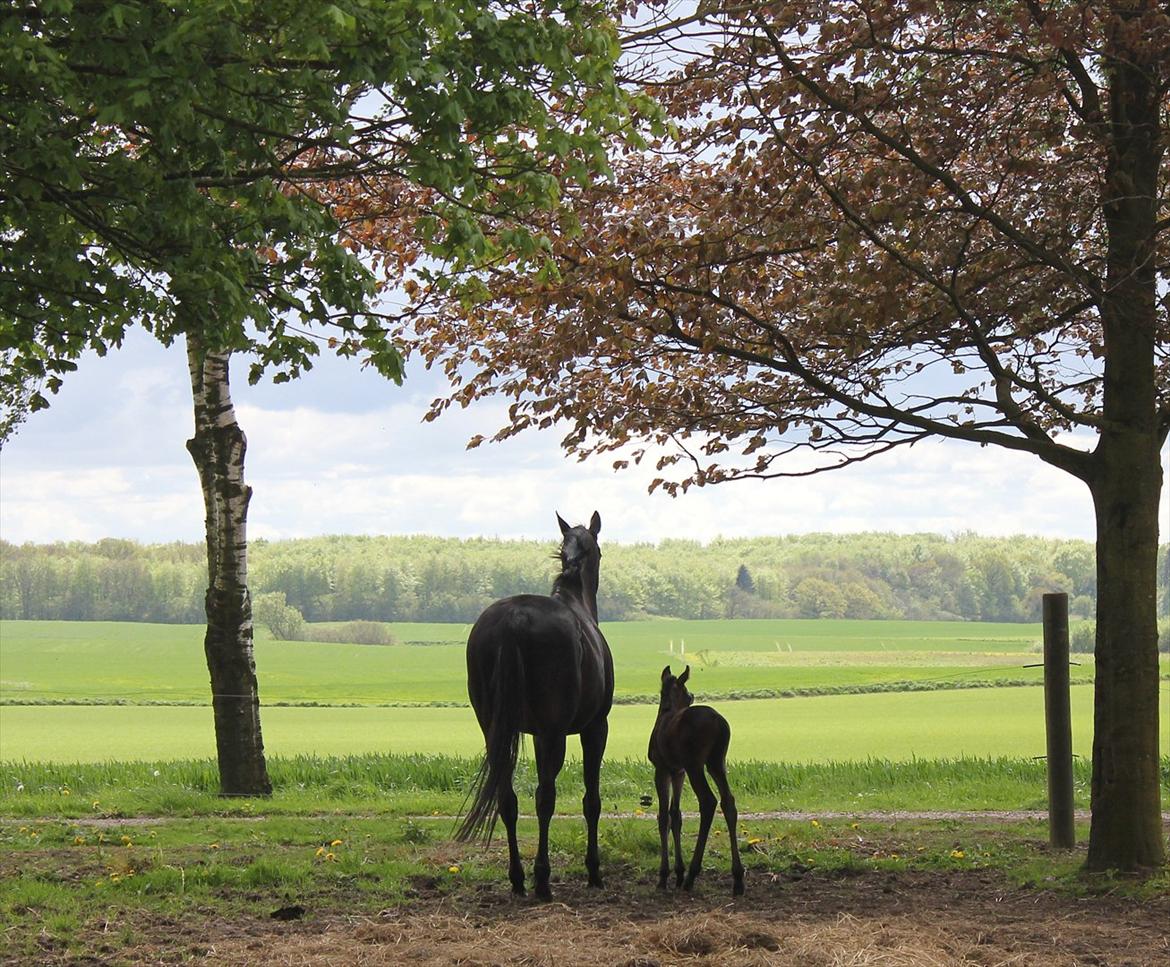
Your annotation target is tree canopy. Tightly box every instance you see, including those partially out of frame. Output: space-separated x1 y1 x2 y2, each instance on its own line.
415 1 1167 484
0 531 1121 625
0 0 627 422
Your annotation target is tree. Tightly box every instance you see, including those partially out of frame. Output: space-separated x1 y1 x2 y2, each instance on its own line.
3 0 626 794
415 2 1169 869
253 592 306 642
735 564 755 593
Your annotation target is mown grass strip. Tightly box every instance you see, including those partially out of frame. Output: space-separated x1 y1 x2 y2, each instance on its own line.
0 675 1108 708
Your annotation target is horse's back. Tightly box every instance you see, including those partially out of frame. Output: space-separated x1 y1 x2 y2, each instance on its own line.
467 594 612 735
650 705 731 771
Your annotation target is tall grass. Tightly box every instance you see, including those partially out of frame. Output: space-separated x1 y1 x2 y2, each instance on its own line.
0 753 1127 818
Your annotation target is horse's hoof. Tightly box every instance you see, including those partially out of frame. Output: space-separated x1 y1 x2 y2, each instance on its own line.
733 881 745 896
535 885 553 902
588 875 604 889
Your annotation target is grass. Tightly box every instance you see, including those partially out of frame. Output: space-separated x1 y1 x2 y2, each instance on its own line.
0 682 1113 763
2 770 1167 964
3 618 1167 963
0 617 1108 708
0 752 1120 818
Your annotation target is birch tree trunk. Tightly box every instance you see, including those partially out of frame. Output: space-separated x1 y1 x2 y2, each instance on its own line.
185 333 272 796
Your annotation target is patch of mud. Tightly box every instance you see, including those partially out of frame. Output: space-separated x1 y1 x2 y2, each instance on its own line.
37 869 1170 966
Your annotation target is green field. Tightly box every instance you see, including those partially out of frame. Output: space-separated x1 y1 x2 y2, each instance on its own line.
1 618 1166 766
0 685 1100 763
0 617 1081 706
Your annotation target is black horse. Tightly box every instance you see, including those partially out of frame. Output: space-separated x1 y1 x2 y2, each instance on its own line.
648 664 745 895
456 511 614 899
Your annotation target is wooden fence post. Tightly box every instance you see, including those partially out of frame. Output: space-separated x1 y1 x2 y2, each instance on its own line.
1042 592 1075 849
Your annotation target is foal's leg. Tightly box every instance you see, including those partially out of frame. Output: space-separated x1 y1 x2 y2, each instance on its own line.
710 761 745 896
670 771 686 887
683 765 717 891
654 766 673 889
580 717 608 888
533 732 566 900
498 766 525 896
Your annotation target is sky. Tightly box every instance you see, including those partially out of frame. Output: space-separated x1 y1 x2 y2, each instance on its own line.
0 326 1160 547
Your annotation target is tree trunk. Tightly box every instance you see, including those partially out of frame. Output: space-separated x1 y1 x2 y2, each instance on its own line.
185 334 272 797
1086 433 1164 870
1084 11 1165 870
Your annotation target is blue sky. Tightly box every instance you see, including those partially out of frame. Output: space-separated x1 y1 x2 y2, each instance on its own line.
0 326 1127 546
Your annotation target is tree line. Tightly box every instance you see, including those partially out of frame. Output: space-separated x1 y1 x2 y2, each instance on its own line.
6 531 1162 626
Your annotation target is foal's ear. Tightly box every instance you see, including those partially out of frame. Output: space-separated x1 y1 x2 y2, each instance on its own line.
679 665 690 685
556 512 571 537
661 665 673 683
588 510 601 537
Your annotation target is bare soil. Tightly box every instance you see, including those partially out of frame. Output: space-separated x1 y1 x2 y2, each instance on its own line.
29 865 1170 966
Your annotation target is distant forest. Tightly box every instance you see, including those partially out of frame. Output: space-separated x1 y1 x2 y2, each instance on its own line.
6 532 1168 626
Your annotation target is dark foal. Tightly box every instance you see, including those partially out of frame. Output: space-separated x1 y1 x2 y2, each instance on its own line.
647 665 744 895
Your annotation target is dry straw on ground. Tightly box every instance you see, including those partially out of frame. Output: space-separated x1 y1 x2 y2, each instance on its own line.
153 872 1169 967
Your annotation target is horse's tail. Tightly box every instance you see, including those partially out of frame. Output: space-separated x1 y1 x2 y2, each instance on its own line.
456 632 525 843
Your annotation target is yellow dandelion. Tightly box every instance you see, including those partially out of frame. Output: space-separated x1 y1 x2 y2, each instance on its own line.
208 843 220 850
330 839 343 847
74 836 85 845
325 852 337 862
92 801 101 810
315 846 326 857
61 788 71 797
950 849 965 859
18 826 27 833
810 819 820 827
747 837 763 846
120 836 133 846
850 823 859 830
448 865 461 874
634 808 645 816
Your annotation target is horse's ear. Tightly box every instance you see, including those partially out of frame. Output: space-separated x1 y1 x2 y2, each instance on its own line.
679 666 690 685
588 510 601 537
661 665 672 683
556 512 571 537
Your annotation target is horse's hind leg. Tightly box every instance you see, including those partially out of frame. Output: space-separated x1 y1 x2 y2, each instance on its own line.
533 732 566 900
711 761 745 895
683 765 717 891
580 717 608 888
499 772 525 896
654 766 673 888
670 771 685 887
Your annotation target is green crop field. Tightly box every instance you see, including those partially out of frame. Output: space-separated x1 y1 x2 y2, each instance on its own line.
0 685 1101 764
1 618 1166 766
0 617 1081 706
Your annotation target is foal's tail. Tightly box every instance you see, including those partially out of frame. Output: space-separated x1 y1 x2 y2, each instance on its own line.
456 635 525 842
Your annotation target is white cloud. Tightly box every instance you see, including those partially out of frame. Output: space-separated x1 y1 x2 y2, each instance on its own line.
1 327 1152 547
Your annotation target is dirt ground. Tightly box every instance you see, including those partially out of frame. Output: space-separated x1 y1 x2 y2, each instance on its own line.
41 865 1170 966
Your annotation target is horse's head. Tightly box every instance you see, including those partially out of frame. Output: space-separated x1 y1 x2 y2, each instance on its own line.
659 664 693 713
555 510 601 582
